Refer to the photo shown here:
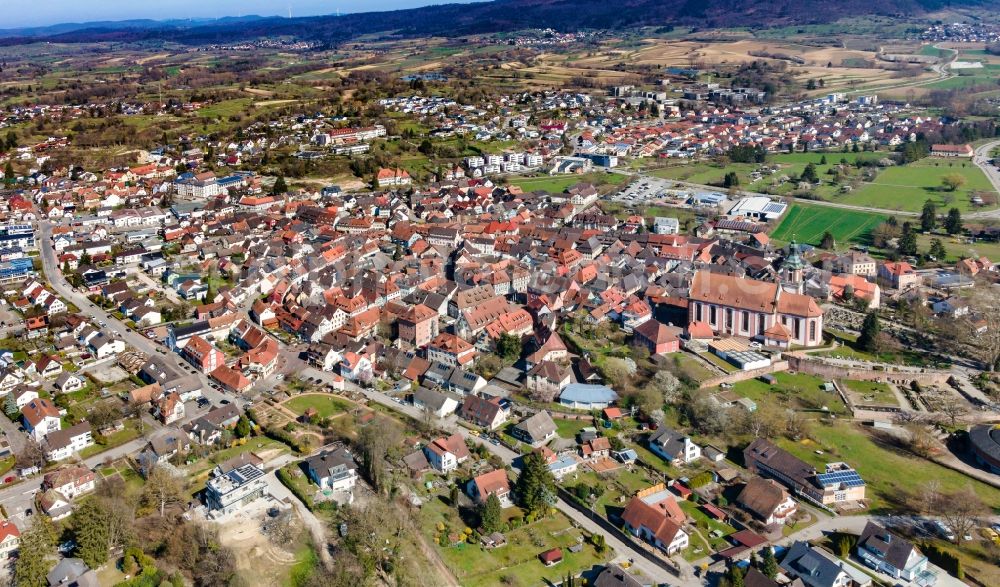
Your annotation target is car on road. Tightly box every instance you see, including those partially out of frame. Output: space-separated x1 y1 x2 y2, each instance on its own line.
99 321 106 327
220 400 230 405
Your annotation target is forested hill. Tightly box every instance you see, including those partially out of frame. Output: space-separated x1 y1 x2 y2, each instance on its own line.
0 0 990 46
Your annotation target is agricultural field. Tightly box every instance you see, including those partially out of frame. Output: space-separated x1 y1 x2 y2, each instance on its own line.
770 203 887 246
836 158 996 213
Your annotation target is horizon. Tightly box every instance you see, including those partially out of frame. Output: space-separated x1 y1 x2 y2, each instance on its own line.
3 0 480 29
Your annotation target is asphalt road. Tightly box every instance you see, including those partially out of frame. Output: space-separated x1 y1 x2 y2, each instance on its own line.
37 221 229 408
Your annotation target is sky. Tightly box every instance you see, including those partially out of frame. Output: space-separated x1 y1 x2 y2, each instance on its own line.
4 0 479 29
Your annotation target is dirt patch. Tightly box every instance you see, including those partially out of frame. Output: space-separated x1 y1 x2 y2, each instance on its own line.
88 363 130 384
216 507 305 587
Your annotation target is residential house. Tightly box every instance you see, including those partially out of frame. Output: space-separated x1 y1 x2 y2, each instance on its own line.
856 521 929 582
459 394 507 430
621 485 689 555
44 422 94 462
182 335 225 374
427 333 477 367
466 469 513 507
526 361 571 402
54 372 86 394
633 319 680 356
878 261 920 290
398 304 440 348
411 387 459 418
22 397 61 442
744 439 866 506
155 392 185 425
736 477 797 526
0 520 19 561
305 448 359 494
42 465 96 500
780 541 872 587
510 411 558 447
648 427 701 465
423 434 471 473
205 463 268 515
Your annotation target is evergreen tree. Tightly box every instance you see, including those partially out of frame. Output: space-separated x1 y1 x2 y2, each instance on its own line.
15 516 57 587
723 171 740 188
929 238 947 260
516 451 555 514
73 499 111 568
727 564 745 587
761 548 779 579
479 493 503 533
897 221 918 256
945 207 963 235
858 310 881 353
497 332 522 362
820 155 827 165
3 161 13 184
234 415 251 438
819 231 835 250
920 199 937 232
800 162 819 183
449 484 460 508
5 130 16 150
271 175 288 195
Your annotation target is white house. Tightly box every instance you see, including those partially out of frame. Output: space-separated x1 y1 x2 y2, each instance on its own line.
44 422 94 462
648 427 701 465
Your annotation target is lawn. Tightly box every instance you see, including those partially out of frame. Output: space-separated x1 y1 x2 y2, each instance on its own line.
729 372 847 416
419 496 608 587
670 353 717 384
770 203 887 246
778 420 1000 513
678 499 737 551
79 420 142 459
839 379 898 407
838 158 996 213
553 418 594 441
185 437 289 477
915 233 1000 264
698 351 739 374
507 172 625 194
817 330 945 368
565 468 660 522
283 394 352 419
648 151 884 195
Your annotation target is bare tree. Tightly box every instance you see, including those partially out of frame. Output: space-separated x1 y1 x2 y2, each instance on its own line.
928 485 986 544
959 281 1000 371
142 467 184 517
123 400 148 435
15 438 46 472
903 423 937 458
937 401 968 428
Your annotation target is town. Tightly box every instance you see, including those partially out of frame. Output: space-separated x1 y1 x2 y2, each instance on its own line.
0 3 998 587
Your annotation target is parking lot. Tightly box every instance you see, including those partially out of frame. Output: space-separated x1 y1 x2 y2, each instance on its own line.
611 176 686 203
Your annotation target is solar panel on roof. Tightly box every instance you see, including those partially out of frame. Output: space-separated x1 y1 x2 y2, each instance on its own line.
816 470 864 488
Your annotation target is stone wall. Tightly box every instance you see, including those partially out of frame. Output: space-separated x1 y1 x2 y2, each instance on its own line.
785 355 951 386
697 360 790 389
